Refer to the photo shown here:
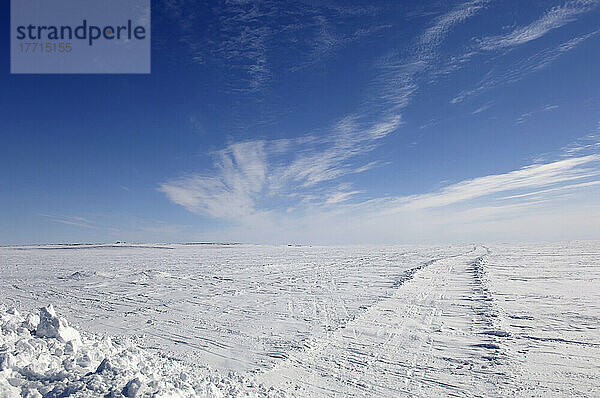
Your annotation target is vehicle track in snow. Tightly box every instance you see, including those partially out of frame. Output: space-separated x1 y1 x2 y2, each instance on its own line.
256 245 518 397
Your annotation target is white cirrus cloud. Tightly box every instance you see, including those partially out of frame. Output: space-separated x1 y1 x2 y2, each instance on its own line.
382 154 600 213
479 0 599 50
159 114 402 219
452 30 598 103
159 141 267 218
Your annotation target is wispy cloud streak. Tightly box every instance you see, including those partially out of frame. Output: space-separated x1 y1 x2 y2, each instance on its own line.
160 114 402 218
160 141 266 218
383 155 600 213
372 0 488 112
479 0 599 50
452 31 598 103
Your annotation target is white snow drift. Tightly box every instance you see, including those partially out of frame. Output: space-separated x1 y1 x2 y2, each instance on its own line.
0 304 281 397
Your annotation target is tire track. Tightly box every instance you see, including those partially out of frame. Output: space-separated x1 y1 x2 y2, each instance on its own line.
255 245 499 397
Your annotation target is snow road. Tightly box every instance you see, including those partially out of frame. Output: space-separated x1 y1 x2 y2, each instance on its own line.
1 243 599 396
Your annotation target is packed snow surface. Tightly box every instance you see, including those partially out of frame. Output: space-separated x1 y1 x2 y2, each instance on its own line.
1 242 599 396
0 304 277 397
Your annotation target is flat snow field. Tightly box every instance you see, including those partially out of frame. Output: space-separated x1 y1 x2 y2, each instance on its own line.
0 242 599 397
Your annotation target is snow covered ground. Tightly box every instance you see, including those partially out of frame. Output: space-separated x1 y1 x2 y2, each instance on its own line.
1 242 599 396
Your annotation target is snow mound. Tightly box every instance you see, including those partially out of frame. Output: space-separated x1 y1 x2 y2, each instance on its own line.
36 304 82 353
0 304 286 398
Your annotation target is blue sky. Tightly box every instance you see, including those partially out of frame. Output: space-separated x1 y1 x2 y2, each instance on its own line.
2 0 600 245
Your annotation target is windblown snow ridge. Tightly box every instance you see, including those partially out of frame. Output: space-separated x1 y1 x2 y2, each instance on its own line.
0 304 285 398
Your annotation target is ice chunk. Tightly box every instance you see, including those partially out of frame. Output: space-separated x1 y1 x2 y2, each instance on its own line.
122 377 143 397
35 305 82 350
95 358 113 374
23 312 39 332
